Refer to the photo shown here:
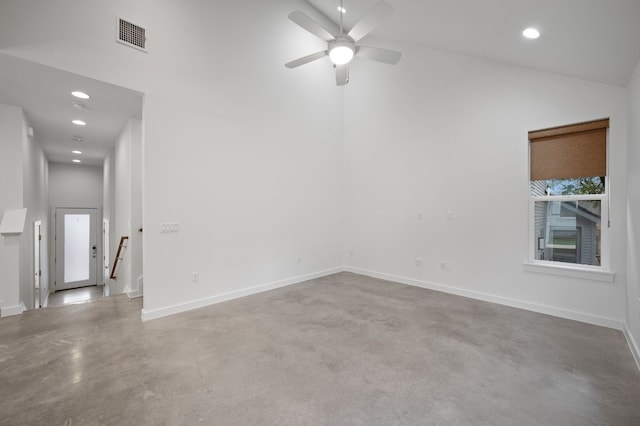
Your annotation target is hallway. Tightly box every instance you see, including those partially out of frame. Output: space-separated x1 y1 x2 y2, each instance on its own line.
46 285 105 308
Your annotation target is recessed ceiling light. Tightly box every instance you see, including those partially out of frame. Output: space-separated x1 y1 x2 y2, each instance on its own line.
72 150 82 154
72 159 82 163
523 28 540 39
71 91 90 99
72 136 84 142
72 120 86 126
337 6 346 13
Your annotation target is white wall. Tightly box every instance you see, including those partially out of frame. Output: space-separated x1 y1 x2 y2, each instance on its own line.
103 149 116 291
344 44 628 328
105 118 142 296
0 0 345 318
114 120 131 293
48 162 104 290
0 105 49 314
0 105 25 315
20 112 49 310
49 162 103 207
5 1 630 332
626 60 640 366
110 118 138 295
130 119 143 294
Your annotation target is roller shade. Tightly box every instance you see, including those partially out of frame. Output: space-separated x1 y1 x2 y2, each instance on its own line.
529 118 608 181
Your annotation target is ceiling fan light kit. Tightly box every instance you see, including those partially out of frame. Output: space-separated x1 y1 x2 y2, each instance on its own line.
285 0 401 86
329 38 355 65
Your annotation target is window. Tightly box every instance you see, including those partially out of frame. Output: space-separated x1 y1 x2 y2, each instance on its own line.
528 119 609 270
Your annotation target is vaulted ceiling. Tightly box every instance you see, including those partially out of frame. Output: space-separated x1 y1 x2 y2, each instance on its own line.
1 1 639 168
307 0 640 86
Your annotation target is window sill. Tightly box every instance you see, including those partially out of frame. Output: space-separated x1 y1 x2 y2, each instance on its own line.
523 262 615 283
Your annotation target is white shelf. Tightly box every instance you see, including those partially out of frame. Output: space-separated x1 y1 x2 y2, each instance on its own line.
0 208 27 235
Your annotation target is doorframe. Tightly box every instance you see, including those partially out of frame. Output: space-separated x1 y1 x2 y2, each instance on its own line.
103 218 110 297
33 220 42 309
49 204 103 294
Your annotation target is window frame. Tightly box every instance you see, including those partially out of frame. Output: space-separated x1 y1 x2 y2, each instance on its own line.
528 192 609 271
526 122 614 282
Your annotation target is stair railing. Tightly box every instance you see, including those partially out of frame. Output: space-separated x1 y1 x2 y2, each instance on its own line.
110 236 129 280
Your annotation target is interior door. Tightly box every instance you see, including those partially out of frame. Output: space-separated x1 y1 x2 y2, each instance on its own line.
55 208 98 291
34 220 42 308
103 218 110 296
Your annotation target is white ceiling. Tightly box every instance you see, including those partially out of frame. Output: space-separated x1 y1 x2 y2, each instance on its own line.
0 53 142 166
1 1 638 170
306 0 640 87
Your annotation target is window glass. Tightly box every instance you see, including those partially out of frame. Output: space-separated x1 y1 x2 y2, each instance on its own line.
533 200 601 266
530 176 605 196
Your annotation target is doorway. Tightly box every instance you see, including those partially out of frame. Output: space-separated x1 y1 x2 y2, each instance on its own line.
103 218 110 296
33 220 42 308
54 207 99 291
0 53 144 310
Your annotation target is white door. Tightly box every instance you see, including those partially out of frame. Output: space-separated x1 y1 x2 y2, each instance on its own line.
55 208 98 291
103 219 110 296
34 220 42 308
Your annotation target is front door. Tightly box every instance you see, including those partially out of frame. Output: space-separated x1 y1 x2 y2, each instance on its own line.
55 208 98 291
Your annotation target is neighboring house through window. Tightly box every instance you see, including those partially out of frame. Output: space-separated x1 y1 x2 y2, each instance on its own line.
529 119 609 270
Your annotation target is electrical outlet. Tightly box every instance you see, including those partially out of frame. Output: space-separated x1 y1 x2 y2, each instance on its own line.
349 250 354 257
418 211 423 220
416 258 422 266
446 210 454 220
192 272 199 282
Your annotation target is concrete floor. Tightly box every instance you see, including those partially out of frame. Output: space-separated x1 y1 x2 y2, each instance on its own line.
46 285 105 308
1 272 639 425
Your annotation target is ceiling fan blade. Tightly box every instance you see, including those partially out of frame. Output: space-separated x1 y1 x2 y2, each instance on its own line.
289 11 337 42
336 64 349 86
347 1 394 42
356 46 402 65
285 50 328 69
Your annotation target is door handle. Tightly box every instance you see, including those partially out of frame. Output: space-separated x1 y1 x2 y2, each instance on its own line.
92 245 97 258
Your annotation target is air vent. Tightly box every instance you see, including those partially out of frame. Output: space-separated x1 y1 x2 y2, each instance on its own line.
117 17 147 52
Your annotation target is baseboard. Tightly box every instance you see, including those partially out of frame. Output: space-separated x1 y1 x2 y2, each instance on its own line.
344 266 624 330
1 302 26 317
623 325 640 371
140 267 343 321
127 289 142 299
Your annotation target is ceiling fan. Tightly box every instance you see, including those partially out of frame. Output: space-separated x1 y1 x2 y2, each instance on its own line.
285 0 401 86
